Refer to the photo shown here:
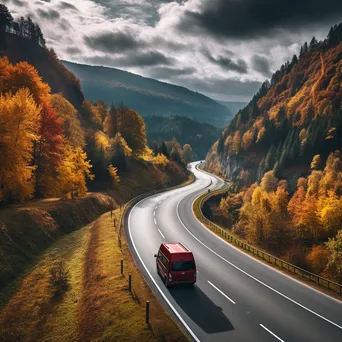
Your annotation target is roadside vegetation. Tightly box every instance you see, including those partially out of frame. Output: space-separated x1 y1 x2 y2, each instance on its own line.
205 23 342 285
0 5 192 341
0 210 187 341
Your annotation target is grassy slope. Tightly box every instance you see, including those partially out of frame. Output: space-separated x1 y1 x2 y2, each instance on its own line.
0 211 188 341
0 193 115 288
0 161 189 341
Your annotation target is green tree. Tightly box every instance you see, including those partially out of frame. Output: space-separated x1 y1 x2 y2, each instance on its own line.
159 141 169 158
0 4 12 50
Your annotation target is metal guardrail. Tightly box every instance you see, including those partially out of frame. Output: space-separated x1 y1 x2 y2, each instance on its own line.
195 182 342 296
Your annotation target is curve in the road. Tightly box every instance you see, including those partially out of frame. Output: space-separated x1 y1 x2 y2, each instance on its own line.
126 162 342 342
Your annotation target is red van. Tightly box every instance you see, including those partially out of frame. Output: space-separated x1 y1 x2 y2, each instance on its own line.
154 242 197 287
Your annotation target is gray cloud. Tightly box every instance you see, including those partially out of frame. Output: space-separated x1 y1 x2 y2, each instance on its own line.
85 50 174 68
11 0 24 6
180 0 342 39
6 0 340 102
147 66 196 79
184 77 262 101
65 46 81 55
251 54 272 77
84 31 143 53
58 2 78 11
37 8 60 20
116 51 174 67
204 52 248 74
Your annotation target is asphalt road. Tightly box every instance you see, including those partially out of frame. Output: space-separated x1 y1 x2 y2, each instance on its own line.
126 161 342 342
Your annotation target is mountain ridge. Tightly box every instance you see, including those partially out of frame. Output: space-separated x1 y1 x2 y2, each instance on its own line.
62 60 234 127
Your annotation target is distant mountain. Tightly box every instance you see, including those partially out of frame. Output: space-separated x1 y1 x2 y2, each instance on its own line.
218 101 248 116
62 61 232 127
144 115 221 159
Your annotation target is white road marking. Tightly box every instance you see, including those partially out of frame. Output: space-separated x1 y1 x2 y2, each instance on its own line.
158 229 165 239
128 201 201 342
153 211 156 216
154 218 157 225
176 198 342 331
155 206 158 210
208 281 235 304
260 324 285 342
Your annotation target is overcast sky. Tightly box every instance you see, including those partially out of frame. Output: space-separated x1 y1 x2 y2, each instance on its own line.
4 0 342 101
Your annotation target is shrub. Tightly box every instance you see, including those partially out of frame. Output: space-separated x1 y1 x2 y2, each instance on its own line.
49 261 70 296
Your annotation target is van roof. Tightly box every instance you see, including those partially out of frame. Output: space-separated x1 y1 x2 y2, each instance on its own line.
164 242 190 254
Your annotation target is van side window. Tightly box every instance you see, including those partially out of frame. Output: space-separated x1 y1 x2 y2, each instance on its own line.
158 251 169 270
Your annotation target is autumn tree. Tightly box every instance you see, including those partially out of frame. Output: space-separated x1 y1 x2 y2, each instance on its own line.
50 94 85 148
95 100 108 124
4 61 50 103
108 164 120 187
325 230 342 282
0 89 41 202
104 105 147 155
260 171 278 192
34 102 64 197
106 133 132 171
80 100 102 128
311 154 322 170
57 147 94 199
182 144 193 165
306 245 329 274
170 138 183 164
153 153 169 167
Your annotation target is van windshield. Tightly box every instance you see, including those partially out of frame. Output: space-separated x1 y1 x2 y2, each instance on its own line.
172 261 195 271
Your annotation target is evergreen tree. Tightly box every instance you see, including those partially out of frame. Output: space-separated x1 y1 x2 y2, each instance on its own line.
217 134 224 155
158 141 169 158
265 145 276 171
309 36 318 50
0 4 13 50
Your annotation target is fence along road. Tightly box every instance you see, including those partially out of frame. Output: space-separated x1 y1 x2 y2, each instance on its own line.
126 161 342 342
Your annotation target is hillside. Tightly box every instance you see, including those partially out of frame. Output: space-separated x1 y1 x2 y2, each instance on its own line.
1 33 84 110
144 115 220 158
204 23 342 284
62 61 232 127
207 23 342 188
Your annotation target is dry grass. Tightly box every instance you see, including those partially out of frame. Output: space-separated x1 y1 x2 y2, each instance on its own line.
0 209 188 341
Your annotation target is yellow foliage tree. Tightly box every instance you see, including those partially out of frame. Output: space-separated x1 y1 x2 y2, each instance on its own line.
260 171 278 192
153 153 169 167
57 147 94 198
242 130 254 151
108 164 120 186
50 94 85 148
0 89 41 202
6 61 50 103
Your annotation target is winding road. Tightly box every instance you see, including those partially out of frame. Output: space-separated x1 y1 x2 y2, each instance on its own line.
126 161 342 342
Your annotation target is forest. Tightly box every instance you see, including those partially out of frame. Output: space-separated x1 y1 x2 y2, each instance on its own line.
0 5 193 204
144 115 220 159
206 22 342 283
